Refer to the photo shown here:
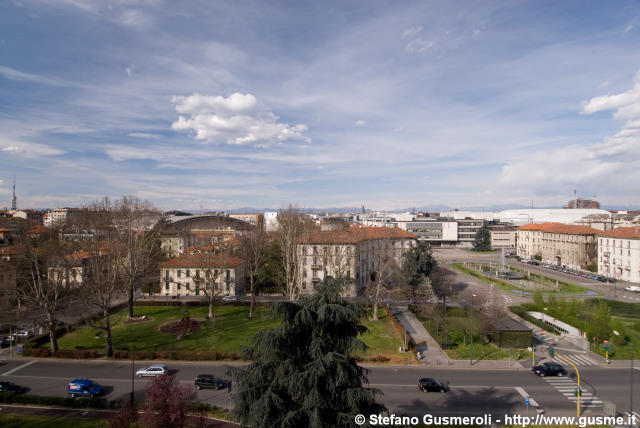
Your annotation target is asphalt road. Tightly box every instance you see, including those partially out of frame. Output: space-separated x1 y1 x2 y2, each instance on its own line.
1 358 637 419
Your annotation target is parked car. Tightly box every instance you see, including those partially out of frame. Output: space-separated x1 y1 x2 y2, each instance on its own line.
418 377 448 393
532 362 566 377
67 379 104 398
12 330 33 341
0 337 13 348
136 365 169 377
222 295 238 303
194 374 228 390
625 286 640 293
0 381 25 394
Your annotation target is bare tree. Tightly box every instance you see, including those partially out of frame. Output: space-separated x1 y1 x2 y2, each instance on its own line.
76 197 127 358
365 228 405 320
240 227 266 319
114 196 162 318
17 233 73 354
183 247 233 321
430 266 456 310
276 205 310 300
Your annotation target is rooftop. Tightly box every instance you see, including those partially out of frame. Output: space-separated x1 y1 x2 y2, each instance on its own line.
301 226 417 244
517 222 602 235
599 226 640 239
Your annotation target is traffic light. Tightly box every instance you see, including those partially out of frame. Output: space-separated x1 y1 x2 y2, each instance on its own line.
548 346 554 357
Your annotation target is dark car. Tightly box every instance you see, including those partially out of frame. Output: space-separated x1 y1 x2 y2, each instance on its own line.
418 377 448 393
532 362 567 377
194 374 228 390
0 381 25 394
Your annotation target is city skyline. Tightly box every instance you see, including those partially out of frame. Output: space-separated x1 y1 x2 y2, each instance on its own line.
1 1 640 210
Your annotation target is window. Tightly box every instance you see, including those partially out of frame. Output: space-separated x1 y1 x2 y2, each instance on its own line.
226 283 230 292
177 270 182 278
302 282 306 290
164 270 169 280
165 281 169 290
195 286 199 296
226 270 231 280
186 269 191 277
177 284 181 290
195 270 200 278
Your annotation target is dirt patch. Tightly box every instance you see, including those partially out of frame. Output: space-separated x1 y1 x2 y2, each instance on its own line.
159 318 201 335
124 316 153 324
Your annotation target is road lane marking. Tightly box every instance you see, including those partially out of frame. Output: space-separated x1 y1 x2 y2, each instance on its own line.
514 386 538 407
1 360 37 376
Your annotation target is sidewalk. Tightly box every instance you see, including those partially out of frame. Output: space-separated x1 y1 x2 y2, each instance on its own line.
389 305 528 369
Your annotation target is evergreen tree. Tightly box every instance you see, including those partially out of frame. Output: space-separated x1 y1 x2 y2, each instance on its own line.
230 277 386 427
472 225 491 251
403 241 437 287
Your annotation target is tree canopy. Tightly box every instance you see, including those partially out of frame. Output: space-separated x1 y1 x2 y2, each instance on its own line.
231 277 386 427
403 240 436 287
472 225 491 251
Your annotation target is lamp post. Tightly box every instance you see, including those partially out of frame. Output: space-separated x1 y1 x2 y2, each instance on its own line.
470 294 476 366
613 331 633 427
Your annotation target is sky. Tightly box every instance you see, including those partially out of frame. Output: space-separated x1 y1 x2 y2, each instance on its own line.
1 0 640 211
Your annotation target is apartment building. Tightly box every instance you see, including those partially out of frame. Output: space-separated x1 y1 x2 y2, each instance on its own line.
297 227 417 297
159 248 245 297
456 218 486 248
396 220 458 247
489 225 517 251
517 223 600 269
598 227 640 283
43 208 80 228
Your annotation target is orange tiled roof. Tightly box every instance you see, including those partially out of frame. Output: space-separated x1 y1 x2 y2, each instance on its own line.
161 253 244 268
517 222 601 235
599 226 640 239
0 245 25 256
301 226 417 244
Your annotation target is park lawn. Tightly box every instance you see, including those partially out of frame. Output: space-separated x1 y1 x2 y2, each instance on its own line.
0 414 106 428
56 305 280 353
596 316 640 360
359 310 417 365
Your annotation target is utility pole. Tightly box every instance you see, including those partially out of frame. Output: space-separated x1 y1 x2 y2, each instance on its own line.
470 294 476 366
11 176 17 210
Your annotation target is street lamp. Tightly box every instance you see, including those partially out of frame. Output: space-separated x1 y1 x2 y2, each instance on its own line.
470 294 476 366
613 330 633 427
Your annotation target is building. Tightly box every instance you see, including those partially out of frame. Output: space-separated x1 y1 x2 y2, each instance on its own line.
43 208 81 228
516 223 601 269
297 227 417 297
456 218 486 248
598 227 640 283
565 198 600 209
264 212 279 232
229 213 264 229
159 215 254 258
489 225 517 251
158 248 245 298
396 220 458 247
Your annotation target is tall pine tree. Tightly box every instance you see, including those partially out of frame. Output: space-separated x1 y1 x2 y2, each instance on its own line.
230 277 386 427
473 224 492 251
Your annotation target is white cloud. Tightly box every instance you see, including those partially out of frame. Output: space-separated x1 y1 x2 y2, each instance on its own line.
581 71 640 115
125 66 133 76
0 138 65 156
402 25 423 38
128 132 159 138
405 37 435 53
171 93 309 146
625 24 634 33
355 119 367 126
0 65 64 86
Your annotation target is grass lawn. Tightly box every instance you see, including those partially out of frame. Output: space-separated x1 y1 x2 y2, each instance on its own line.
0 414 106 428
54 304 414 363
56 305 280 353
596 316 640 360
359 310 417 365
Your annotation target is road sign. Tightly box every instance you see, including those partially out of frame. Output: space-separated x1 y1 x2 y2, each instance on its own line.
604 340 608 344
525 397 530 408
603 344 611 351
548 346 554 357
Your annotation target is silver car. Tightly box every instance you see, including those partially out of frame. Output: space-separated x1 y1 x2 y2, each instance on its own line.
136 365 169 377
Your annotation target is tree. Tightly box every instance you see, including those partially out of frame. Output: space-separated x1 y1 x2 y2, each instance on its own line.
17 231 72 354
240 226 267 319
75 197 128 357
473 225 491 251
365 228 404 321
108 400 139 428
231 277 386 427
141 373 196 428
114 196 162 319
276 205 310 300
403 241 437 300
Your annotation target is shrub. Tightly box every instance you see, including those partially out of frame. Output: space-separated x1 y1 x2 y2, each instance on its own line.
368 355 391 362
21 348 51 358
0 392 119 409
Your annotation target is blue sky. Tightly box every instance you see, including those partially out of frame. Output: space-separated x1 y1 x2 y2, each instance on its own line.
1 0 640 210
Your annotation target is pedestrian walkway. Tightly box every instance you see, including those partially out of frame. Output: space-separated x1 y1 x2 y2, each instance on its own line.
388 305 450 366
550 353 598 366
543 377 603 408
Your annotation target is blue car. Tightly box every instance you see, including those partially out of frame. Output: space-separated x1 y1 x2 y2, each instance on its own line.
67 379 104 398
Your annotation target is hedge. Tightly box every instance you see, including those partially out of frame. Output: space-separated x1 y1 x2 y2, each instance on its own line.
0 392 119 409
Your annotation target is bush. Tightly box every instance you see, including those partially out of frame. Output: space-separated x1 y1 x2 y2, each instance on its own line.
55 349 100 359
368 354 391 362
21 348 51 358
0 392 119 409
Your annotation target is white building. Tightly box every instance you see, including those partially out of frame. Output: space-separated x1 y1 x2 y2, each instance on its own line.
396 220 458 246
598 227 640 283
441 208 613 226
264 212 279 232
44 208 80 228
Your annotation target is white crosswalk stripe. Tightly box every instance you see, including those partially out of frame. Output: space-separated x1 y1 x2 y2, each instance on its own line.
550 353 598 366
542 378 603 408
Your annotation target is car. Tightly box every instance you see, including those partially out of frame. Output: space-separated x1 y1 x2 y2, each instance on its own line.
532 362 567 377
0 381 25 394
0 337 13 348
625 286 640 293
194 374 228 390
136 365 169 377
418 377 448 393
222 295 238 303
67 379 103 398
12 330 33 341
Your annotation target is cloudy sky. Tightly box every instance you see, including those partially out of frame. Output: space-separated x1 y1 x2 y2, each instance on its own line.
1 0 640 211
